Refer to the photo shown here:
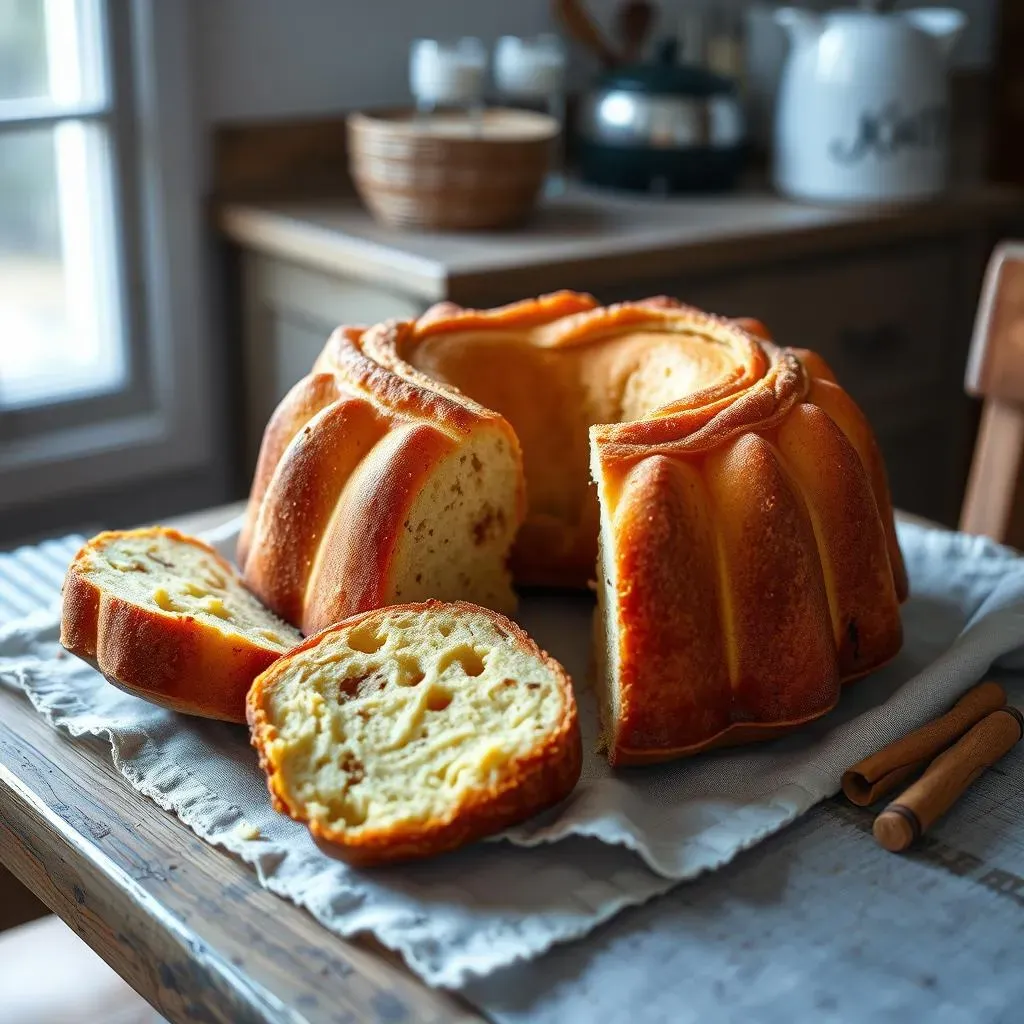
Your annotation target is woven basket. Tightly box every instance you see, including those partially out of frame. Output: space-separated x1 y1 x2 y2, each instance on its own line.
347 108 559 231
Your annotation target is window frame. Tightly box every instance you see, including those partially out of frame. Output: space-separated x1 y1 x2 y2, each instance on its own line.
0 0 215 511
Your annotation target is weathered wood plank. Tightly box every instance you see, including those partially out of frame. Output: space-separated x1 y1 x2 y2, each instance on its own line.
0 689 483 1023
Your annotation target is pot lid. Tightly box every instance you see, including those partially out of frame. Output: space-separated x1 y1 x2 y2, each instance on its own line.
597 38 735 97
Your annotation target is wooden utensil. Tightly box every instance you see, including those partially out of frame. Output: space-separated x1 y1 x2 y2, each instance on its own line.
616 0 656 63
553 0 620 68
873 705 1024 853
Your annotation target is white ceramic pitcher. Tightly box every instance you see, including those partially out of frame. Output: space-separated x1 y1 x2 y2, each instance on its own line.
773 5 966 204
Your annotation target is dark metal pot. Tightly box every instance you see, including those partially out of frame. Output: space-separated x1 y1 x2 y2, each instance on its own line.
577 43 746 194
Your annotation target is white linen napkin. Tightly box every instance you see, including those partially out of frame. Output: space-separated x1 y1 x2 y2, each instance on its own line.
1 519 1022 987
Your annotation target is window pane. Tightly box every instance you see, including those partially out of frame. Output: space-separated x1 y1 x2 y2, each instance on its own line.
0 123 125 408
0 0 105 105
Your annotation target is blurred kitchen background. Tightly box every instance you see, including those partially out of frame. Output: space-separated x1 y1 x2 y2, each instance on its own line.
0 0 1022 556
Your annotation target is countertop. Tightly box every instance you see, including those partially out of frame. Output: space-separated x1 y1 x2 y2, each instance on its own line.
218 180 1024 304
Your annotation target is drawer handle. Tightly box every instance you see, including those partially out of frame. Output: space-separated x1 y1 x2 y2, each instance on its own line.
838 323 908 358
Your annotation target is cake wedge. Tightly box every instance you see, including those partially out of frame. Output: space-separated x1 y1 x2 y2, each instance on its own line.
61 527 301 722
247 600 581 864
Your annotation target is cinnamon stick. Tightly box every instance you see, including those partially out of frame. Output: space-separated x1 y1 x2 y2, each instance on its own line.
873 706 1024 853
841 681 1006 806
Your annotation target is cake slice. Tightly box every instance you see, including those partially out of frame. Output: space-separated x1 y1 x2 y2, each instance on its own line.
247 600 581 864
61 528 302 722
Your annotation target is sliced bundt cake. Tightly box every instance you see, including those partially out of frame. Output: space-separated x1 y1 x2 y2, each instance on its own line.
241 293 907 763
247 600 581 864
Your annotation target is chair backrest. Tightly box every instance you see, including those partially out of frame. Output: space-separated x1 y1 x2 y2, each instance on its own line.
960 242 1024 547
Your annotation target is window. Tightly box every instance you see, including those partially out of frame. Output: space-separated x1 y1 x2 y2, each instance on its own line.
0 2 217 524
0 0 129 408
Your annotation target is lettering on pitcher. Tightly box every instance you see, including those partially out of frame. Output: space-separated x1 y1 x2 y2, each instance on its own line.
829 102 948 165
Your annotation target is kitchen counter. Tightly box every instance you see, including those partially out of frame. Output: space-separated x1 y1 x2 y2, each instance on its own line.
219 180 1024 306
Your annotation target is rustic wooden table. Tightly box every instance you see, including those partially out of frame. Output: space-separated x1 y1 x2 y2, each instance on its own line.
0 503 952 1023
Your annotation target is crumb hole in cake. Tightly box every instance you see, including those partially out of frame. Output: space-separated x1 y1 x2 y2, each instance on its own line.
111 559 144 572
438 623 452 637
333 800 367 827
348 625 386 654
337 671 387 699
437 644 485 677
472 505 497 546
397 655 425 686
338 674 367 699
426 687 453 712
527 682 540 690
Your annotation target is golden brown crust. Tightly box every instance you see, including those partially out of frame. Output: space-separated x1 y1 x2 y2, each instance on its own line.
242 396 391 631
609 456 733 757
238 373 347 570
807 377 909 601
315 321 502 437
603 435 847 766
301 423 460 634
247 600 582 865
416 291 598 335
775 403 903 677
61 528 285 723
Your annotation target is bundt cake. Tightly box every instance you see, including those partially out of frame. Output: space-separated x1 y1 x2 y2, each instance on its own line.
62 528 301 722
247 600 581 864
240 292 908 764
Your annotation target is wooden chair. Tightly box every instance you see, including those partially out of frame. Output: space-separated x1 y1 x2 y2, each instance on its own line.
960 242 1024 548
